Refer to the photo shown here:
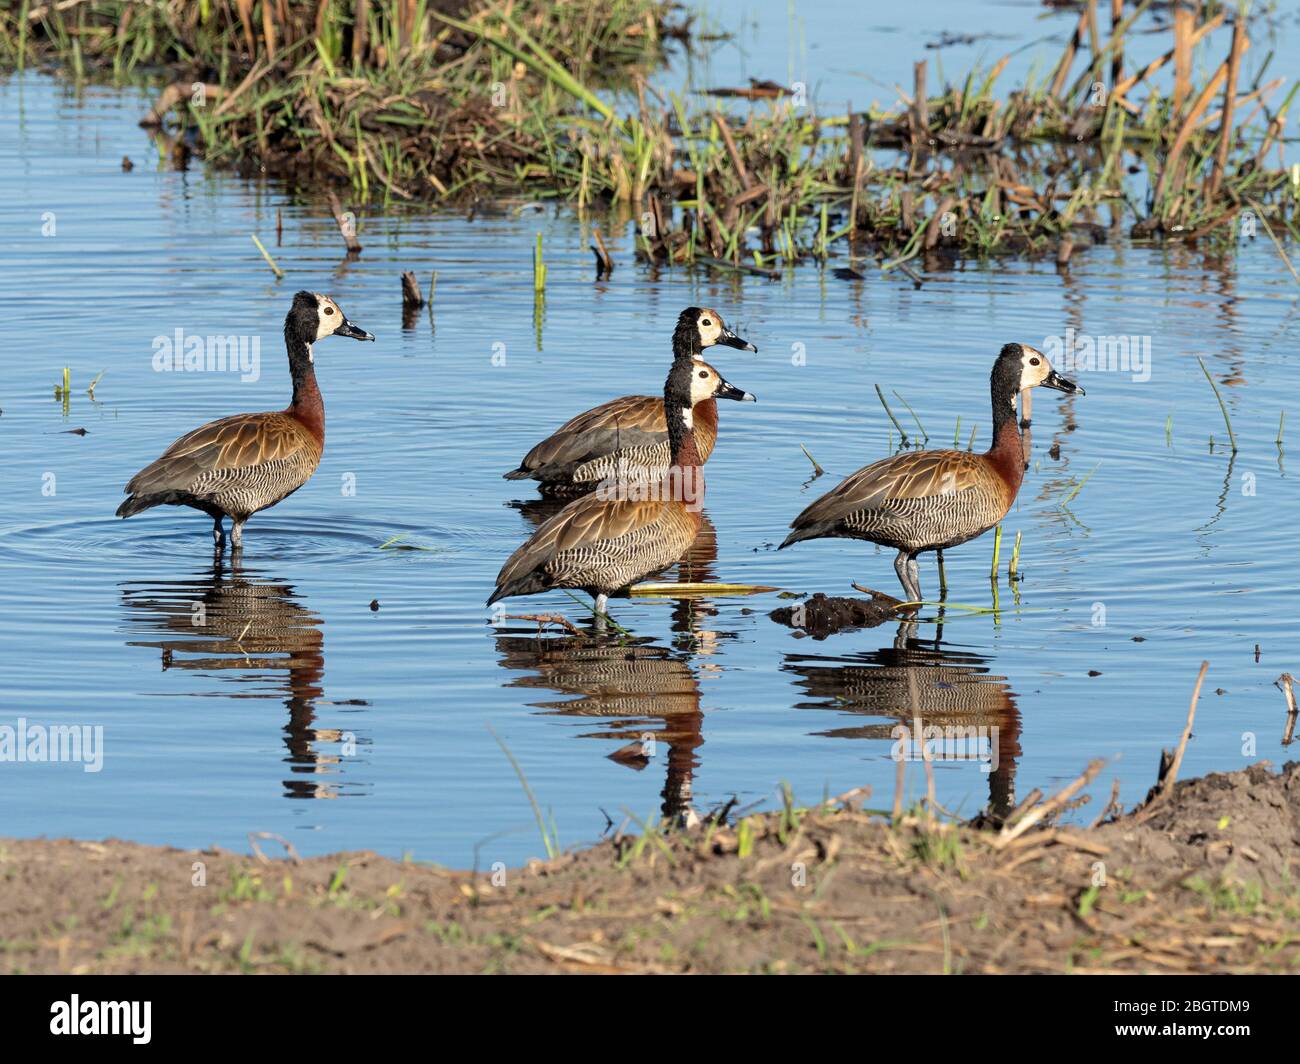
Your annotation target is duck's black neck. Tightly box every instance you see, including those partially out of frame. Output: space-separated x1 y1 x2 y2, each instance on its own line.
285 326 318 405
989 356 1021 443
671 314 702 362
664 356 701 469
285 324 324 443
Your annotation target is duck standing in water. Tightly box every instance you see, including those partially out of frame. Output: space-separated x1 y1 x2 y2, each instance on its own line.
117 291 374 551
489 355 756 622
781 343 1083 601
502 307 756 494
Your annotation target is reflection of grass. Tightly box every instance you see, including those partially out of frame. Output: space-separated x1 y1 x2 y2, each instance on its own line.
490 727 560 860
377 533 435 552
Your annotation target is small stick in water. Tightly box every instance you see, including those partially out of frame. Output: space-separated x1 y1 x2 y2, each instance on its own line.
799 443 824 476
1197 356 1237 453
1277 673 1297 745
989 525 1002 582
327 189 362 254
874 384 909 446
590 225 614 280
533 232 547 293
250 234 283 279
400 271 424 310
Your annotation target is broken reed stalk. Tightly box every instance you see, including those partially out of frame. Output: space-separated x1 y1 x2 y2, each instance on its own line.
590 225 614 279
1279 673 1298 745
1207 15 1247 202
989 525 1003 582
995 758 1105 847
250 233 283 278
1008 530 1022 580
799 443 824 476
400 270 423 310
1110 0 1124 88
1153 54 1235 218
912 60 928 142
326 189 361 254
1172 2 1193 115
533 232 547 292
874 384 909 445
1196 356 1238 453
891 390 929 442
1113 9 1224 104
1156 660 1209 802
892 753 905 822
1246 198 1300 287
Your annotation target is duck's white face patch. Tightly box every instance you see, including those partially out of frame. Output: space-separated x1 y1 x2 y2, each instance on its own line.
1017 344 1052 391
313 293 343 341
696 309 725 347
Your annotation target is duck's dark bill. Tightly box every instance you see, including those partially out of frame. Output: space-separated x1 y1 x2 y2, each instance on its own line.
1043 369 1083 395
718 329 757 352
717 380 757 402
337 319 375 341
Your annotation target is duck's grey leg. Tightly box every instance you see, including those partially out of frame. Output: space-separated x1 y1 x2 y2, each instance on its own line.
229 517 246 551
907 555 922 602
212 517 225 549
894 551 922 602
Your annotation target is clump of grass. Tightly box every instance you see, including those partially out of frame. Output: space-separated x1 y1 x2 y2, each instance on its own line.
7 1 1295 264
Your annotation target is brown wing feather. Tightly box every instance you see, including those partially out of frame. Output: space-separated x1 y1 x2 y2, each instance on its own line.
489 492 687 603
790 449 999 531
124 412 316 498
516 395 663 471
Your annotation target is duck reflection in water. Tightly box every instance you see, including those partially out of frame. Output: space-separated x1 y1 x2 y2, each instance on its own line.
783 621 1023 822
495 636 708 824
120 556 368 799
493 514 734 823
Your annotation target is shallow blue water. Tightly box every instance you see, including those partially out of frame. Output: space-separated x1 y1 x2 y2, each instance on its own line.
1 5 1298 867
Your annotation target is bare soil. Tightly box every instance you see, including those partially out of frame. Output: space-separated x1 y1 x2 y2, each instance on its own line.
2 762 1298 974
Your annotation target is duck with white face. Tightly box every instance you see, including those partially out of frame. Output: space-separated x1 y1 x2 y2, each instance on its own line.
502 306 758 495
488 346 755 624
116 291 374 551
781 341 1083 603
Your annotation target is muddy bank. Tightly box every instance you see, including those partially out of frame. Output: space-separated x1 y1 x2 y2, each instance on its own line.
2 762 1297 974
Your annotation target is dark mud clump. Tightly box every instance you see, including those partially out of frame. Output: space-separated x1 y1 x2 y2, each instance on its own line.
770 591 902 638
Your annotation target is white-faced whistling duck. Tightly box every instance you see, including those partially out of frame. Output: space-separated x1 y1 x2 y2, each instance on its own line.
488 356 756 622
780 343 1083 602
502 307 756 494
116 291 374 550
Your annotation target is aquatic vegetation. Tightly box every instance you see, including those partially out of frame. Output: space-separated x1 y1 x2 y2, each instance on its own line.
6 1 1296 265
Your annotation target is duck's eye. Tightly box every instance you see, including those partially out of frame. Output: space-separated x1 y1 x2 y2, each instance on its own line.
701 318 712 327
324 307 335 316
698 370 708 379
1029 357 1040 366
